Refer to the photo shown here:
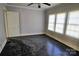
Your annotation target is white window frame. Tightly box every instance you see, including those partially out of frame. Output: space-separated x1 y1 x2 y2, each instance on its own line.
47 10 79 39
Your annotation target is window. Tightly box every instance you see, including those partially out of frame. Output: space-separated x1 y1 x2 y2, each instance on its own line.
66 11 79 38
55 13 66 34
48 15 55 31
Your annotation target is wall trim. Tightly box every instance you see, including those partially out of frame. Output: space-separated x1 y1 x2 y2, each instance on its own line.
7 5 44 11
8 32 45 37
0 39 7 53
20 32 45 36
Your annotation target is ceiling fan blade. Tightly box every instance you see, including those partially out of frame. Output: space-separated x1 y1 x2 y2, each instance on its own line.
27 3 33 6
43 3 51 6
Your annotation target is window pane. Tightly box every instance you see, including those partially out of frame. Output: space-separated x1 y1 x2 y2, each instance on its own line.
48 24 54 31
48 15 55 31
56 24 64 29
68 11 79 24
67 25 79 31
56 28 64 34
55 24 64 34
48 15 55 23
56 13 66 24
66 30 79 38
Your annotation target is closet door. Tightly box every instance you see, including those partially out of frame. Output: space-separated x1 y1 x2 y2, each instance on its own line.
7 11 20 37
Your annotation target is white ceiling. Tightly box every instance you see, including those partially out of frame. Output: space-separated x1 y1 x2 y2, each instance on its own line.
7 3 60 10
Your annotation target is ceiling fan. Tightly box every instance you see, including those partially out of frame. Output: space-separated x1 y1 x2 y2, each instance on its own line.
27 3 51 8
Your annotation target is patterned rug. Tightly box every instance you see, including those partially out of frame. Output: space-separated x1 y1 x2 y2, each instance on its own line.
0 39 33 56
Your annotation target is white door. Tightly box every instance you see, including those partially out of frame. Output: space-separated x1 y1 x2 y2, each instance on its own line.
6 11 20 37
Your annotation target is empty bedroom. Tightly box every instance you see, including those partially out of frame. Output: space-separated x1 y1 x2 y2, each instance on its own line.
0 3 79 56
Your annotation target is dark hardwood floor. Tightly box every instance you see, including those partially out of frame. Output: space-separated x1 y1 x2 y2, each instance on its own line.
0 34 79 56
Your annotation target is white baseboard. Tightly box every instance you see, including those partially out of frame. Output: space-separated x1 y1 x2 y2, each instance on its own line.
45 33 59 41
7 32 45 38
20 32 45 36
0 39 7 53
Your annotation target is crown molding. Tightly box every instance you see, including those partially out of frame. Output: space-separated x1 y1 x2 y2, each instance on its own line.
6 4 45 11
6 3 60 11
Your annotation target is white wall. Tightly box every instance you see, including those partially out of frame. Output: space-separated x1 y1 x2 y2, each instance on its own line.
7 6 45 36
0 5 7 53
